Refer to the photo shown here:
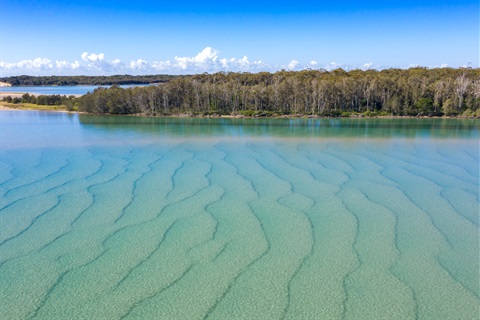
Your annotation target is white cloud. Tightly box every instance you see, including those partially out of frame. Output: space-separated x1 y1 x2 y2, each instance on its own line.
150 60 172 71
287 60 300 70
0 48 270 76
194 47 218 63
220 58 235 69
324 61 342 70
78 52 126 73
147 47 267 73
236 56 249 68
130 59 149 70
14 58 51 70
71 61 81 69
55 60 69 69
174 47 220 71
56 60 82 70
0 47 415 76
362 62 374 70
81 52 105 62
0 58 54 73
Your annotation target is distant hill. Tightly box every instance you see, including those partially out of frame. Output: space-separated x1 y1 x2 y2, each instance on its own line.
0 74 181 86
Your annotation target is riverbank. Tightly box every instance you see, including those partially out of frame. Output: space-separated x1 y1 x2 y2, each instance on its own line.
0 92 82 99
1 103 478 119
0 92 23 99
0 103 68 112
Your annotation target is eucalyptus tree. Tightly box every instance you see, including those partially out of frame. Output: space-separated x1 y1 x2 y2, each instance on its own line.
71 67 479 117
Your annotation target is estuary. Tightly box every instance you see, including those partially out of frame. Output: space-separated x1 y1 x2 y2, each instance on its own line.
0 111 478 319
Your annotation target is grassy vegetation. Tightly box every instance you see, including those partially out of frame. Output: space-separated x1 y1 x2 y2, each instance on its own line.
1 102 68 111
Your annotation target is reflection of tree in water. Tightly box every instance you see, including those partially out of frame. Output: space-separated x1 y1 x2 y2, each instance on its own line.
77 115 479 140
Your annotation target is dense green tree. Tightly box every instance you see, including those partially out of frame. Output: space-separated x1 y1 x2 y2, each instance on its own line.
415 98 434 115
5 68 478 117
0 74 178 86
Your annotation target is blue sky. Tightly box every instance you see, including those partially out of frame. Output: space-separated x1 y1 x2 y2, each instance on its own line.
0 0 478 75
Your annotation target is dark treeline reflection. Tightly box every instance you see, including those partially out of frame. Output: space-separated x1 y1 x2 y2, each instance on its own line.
74 68 480 117
78 115 479 139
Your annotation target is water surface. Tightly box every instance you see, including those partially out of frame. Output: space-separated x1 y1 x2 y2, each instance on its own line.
0 111 478 319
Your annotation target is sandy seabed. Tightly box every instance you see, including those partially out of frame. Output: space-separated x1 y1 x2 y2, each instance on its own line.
0 112 478 319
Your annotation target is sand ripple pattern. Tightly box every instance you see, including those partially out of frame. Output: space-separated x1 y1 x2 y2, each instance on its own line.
0 138 478 320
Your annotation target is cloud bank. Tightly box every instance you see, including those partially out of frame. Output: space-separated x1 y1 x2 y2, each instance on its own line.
0 47 449 76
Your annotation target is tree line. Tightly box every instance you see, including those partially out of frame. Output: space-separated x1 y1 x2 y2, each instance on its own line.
2 68 479 117
2 93 76 107
75 68 479 117
0 74 178 86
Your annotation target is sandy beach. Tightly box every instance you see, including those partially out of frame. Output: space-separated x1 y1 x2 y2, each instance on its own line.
0 105 19 110
0 92 24 99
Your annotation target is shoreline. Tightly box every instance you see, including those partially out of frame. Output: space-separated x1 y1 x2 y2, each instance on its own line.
0 105 72 113
0 92 82 98
0 92 24 99
0 105 478 119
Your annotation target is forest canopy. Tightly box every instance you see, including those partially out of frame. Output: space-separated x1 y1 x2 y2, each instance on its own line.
0 74 177 86
3 68 480 117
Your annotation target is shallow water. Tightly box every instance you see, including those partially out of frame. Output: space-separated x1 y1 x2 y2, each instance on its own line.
0 111 478 319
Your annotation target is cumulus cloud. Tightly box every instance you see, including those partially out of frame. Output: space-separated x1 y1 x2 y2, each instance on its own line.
287 60 300 70
174 47 219 70
0 58 54 73
169 47 265 72
71 61 81 70
130 59 149 70
362 62 374 70
81 52 105 62
324 61 343 70
78 52 125 72
0 48 268 76
194 47 218 63
55 60 69 69
0 47 396 76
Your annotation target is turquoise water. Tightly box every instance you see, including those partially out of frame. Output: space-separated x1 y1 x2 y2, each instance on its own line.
0 111 478 319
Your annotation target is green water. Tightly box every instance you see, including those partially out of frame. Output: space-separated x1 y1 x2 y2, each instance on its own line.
0 111 478 319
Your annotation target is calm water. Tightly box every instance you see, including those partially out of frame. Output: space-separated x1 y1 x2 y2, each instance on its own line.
0 111 479 319
0 85 150 96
